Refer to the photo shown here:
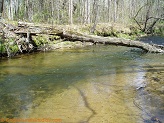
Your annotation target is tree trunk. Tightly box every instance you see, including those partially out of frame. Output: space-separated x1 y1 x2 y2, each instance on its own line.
69 0 73 24
5 21 163 54
142 4 151 32
51 0 54 21
9 0 14 20
90 0 99 33
87 0 91 24
57 31 164 53
147 18 160 34
0 0 4 18
113 0 117 22
107 0 111 22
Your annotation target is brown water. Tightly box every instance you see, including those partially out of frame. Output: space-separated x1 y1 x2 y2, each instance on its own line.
0 45 163 123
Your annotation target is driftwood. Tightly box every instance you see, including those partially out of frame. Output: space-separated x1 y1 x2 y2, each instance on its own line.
57 32 164 53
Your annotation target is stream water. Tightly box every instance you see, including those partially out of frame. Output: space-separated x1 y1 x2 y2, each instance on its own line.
0 39 164 123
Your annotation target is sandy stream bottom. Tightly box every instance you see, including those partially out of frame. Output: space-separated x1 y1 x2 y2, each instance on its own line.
19 72 144 123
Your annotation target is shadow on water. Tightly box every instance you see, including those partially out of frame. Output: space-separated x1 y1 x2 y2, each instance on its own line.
0 45 163 122
74 86 96 123
0 47 132 118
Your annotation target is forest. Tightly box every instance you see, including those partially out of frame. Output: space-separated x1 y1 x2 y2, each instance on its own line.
0 0 164 57
0 1 164 122
0 0 163 25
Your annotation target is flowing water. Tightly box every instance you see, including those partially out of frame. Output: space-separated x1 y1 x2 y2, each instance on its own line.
0 43 164 123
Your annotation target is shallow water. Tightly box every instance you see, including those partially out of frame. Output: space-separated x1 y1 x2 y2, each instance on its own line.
0 45 163 123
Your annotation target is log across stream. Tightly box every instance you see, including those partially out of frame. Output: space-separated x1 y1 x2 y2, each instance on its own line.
14 23 164 53
1 21 164 57
56 31 164 53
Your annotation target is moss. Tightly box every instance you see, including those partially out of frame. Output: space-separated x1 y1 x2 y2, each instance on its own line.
53 40 61 44
0 37 19 56
33 35 49 46
64 41 71 45
33 34 62 48
0 43 6 53
49 35 60 41
9 45 19 53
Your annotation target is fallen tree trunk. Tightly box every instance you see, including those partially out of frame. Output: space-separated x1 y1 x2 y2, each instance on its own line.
57 32 164 53
1 21 164 57
13 22 164 53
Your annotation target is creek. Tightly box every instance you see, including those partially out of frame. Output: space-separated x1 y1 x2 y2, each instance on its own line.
0 37 163 123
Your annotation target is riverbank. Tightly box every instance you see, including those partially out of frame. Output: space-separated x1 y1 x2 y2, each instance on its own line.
1 21 164 58
0 22 132 57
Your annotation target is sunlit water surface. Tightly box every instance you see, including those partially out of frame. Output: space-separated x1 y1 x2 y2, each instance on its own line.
0 45 163 123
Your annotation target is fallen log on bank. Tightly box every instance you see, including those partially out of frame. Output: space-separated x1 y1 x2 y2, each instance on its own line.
1 21 164 57
57 31 164 53
13 21 164 53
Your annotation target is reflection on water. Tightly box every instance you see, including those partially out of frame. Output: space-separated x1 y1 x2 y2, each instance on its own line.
0 46 163 123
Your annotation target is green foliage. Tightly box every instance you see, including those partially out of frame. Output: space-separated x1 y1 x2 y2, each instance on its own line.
33 35 49 46
0 37 5 53
155 28 164 36
0 43 6 53
9 45 19 53
6 37 15 43
53 40 61 44
49 35 60 41
0 37 19 56
154 25 164 36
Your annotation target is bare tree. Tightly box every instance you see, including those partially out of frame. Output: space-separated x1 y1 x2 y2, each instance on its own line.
90 0 99 33
0 0 4 18
83 0 91 24
2 0 164 27
107 0 111 22
69 0 73 24
133 1 164 34
51 0 54 21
